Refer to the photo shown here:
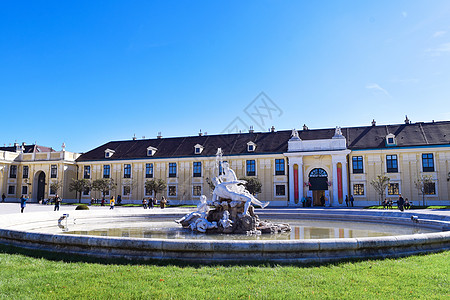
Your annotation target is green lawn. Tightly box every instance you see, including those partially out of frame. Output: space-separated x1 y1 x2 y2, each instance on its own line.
366 205 450 210
0 245 448 299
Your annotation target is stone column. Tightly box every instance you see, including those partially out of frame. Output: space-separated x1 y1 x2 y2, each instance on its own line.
288 156 303 206
332 160 338 207
342 159 348 202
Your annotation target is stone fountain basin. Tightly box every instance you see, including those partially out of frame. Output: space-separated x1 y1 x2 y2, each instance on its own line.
0 208 449 264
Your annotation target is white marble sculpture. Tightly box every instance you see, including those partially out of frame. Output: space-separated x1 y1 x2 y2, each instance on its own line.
212 162 269 215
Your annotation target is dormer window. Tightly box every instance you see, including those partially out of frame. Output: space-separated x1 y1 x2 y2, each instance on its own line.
194 144 204 154
105 149 115 158
247 141 256 152
385 134 397 146
147 146 157 156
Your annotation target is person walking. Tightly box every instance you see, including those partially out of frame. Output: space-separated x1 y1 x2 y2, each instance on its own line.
2 193 6 202
397 194 405 212
54 194 61 211
109 196 115 210
160 196 167 209
20 195 27 213
350 195 354 207
142 198 148 209
345 195 349 207
149 197 154 209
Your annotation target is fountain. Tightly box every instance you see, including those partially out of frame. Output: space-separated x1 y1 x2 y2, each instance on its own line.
176 149 290 234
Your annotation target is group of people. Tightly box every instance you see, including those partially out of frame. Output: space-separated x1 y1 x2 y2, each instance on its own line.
345 195 355 207
19 194 61 213
142 197 167 209
383 194 412 211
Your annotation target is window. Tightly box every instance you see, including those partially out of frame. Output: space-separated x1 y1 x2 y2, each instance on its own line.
424 182 436 195
388 183 399 195
194 144 204 154
145 163 153 178
275 185 286 196
123 186 131 196
193 162 202 177
246 160 256 176
50 185 56 195
23 166 29 179
124 164 131 178
247 141 256 152
386 155 398 173
422 154 435 172
193 185 202 196
147 146 157 156
145 186 152 196
353 184 364 195
51 165 57 178
84 166 91 179
22 186 28 195
103 165 110 179
9 165 17 178
169 163 177 178
275 159 285 175
8 186 15 195
168 186 177 196
352 156 363 174
83 187 90 196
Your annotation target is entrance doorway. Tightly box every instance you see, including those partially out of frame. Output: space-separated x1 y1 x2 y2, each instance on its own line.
37 172 46 202
308 168 328 206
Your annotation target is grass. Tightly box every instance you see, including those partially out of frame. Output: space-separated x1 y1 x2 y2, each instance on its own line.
0 245 448 299
366 205 450 210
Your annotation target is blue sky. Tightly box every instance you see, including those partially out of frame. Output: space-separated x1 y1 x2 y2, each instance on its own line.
1 1 450 153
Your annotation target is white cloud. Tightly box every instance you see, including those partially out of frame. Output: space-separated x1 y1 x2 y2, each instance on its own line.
433 31 446 38
426 42 450 56
366 83 391 97
402 11 408 18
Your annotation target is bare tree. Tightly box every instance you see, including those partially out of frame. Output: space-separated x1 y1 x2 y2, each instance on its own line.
240 177 262 195
145 179 166 200
69 179 91 203
370 175 390 205
414 175 434 206
92 178 117 198
49 180 63 196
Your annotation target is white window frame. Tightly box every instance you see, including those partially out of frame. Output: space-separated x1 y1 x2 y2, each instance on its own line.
274 183 287 198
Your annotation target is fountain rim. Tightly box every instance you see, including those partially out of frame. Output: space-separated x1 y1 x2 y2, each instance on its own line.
0 208 449 263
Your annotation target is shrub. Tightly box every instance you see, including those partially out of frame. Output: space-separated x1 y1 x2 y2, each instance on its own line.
75 204 89 210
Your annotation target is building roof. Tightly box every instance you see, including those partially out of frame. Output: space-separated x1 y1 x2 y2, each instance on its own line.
0 144 54 153
76 121 450 162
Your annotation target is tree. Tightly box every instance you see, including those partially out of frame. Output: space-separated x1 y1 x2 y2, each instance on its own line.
414 175 434 206
49 181 63 196
240 177 262 195
69 179 91 203
92 178 117 198
370 175 390 205
145 179 166 200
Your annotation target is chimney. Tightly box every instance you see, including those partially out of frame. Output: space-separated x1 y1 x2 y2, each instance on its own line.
157 132 162 139
199 129 203 136
405 115 410 124
271 126 275 132
371 119 376 126
249 126 254 133
132 134 137 141
302 124 308 130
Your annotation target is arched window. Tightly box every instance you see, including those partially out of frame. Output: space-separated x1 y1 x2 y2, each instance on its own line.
309 168 328 178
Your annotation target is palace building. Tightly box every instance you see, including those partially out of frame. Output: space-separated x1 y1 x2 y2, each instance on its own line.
1 120 450 206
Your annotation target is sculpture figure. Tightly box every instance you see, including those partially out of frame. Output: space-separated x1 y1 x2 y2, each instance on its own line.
175 148 288 235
